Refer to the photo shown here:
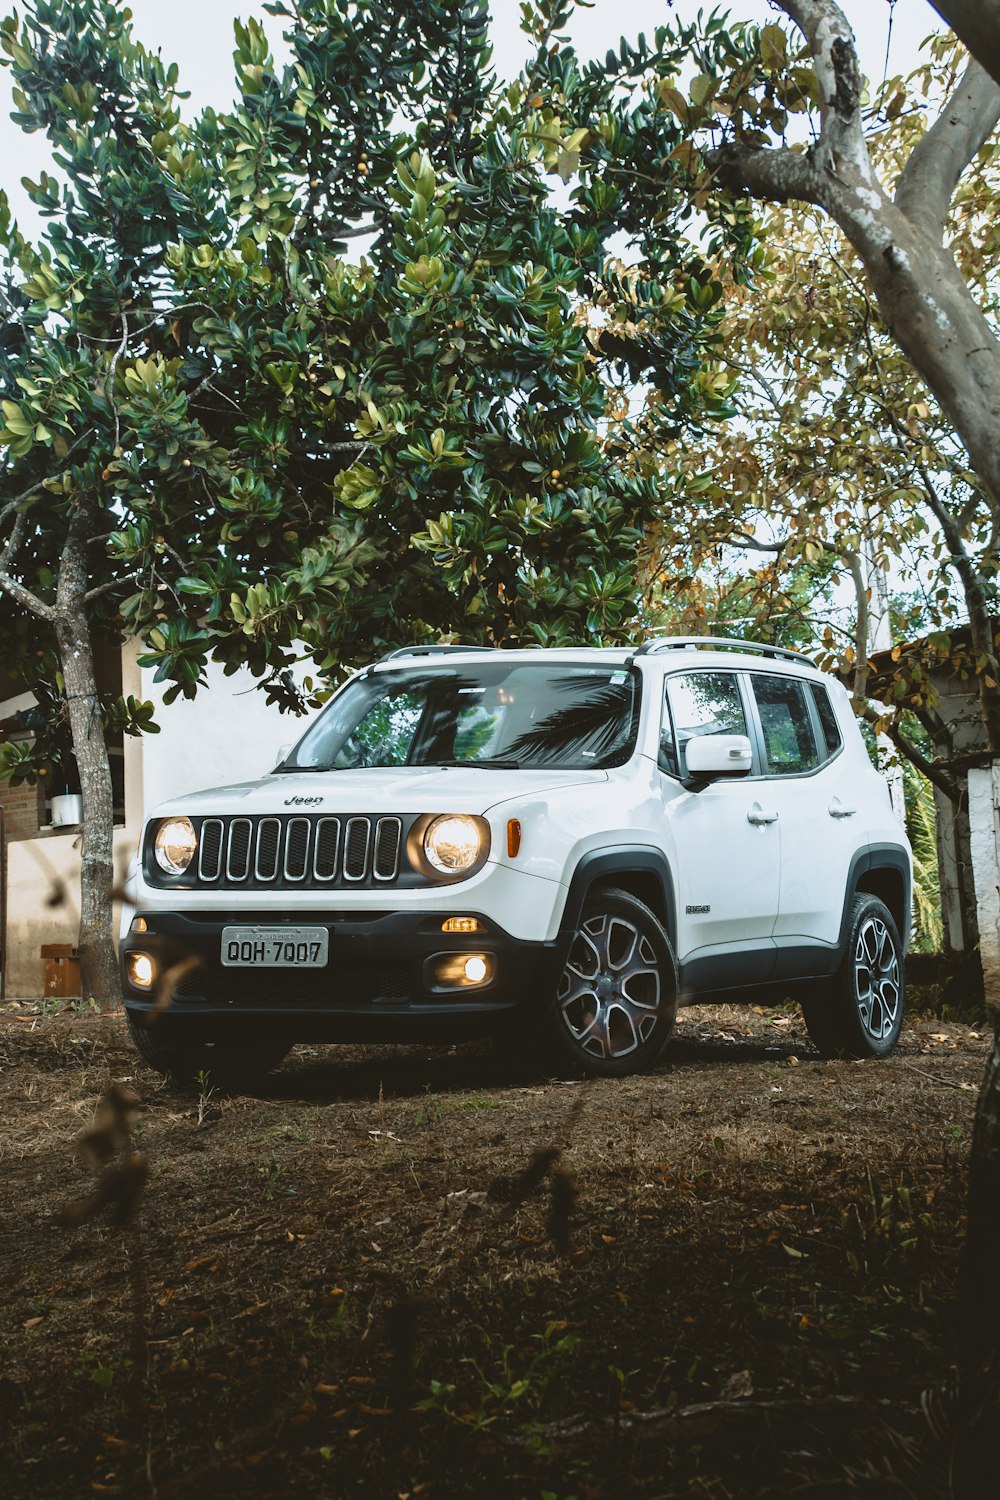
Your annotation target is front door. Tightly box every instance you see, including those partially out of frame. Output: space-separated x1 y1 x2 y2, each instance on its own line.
659 669 780 990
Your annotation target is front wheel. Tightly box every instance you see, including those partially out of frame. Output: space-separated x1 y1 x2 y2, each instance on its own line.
801 894 905 1059
547 887 677 1078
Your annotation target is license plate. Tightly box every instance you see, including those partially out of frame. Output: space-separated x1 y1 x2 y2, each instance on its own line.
220 926 329 968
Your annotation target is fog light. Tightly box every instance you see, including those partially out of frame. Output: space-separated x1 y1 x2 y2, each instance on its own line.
441 916 483 934
127 952 154 989
432 952 495 988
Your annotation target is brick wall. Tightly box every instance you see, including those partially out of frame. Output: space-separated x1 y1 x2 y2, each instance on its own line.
0 780 43 842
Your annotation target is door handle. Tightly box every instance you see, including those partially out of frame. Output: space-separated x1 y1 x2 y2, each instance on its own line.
828 801 857 818
747 805 778 825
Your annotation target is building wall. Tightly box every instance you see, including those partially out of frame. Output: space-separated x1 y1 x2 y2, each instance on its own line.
138 656 315 810
2 643 317 997
0 780 44 843
4 828 142 998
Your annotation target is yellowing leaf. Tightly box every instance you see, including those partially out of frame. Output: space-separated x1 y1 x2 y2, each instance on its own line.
760 23 788 72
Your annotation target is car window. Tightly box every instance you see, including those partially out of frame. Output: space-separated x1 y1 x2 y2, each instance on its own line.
810 683 842 757
288 663 641 771
752 674 821 775
662 672 746 778
334 690 424 768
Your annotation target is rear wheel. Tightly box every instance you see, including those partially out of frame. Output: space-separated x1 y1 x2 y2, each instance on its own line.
547 887 677 1077
125 1012 291 1090
801 894 905 1059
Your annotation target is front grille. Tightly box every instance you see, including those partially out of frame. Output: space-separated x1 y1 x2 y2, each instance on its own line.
179 814 408 891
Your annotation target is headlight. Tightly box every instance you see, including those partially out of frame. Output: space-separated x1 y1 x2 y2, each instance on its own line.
154 816 198 875
423 815 487 875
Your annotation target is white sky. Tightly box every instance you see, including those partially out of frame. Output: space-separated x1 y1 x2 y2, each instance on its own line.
0 1 942 240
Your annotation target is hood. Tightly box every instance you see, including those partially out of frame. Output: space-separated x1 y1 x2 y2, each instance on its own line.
149 764 609 819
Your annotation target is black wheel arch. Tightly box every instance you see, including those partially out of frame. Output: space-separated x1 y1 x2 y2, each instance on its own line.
557 847 677 961
839 843 911 956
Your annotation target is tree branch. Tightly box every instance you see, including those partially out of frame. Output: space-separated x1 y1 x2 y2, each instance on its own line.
895 59 1000 238
860 704 960 801
0 508 26 572
331 221 380 240
0 572 56 622
55 506 92 621
0 478 46 527
930 2 1000 92
0 511 55 620
107 311 129 454
83 574 139 605
705 140 821 206
781 0 876 187
707 2 883 224
721 530 788 555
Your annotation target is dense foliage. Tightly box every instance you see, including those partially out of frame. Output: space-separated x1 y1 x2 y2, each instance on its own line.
0 0 750 724
0 0 753 994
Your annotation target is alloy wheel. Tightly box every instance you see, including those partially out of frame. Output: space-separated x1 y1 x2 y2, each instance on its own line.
853 914 901 1042
557 911 661 1060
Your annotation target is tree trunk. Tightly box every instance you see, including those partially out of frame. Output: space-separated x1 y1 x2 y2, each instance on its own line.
952 1019 1000 1498
54 518 119 1007
836 202 1000 522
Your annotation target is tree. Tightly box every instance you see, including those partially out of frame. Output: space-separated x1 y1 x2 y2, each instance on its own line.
622 1 1000 755
0 0 745 1003
931 2 1000 90
627 5 1000 1488
637 32 1000 797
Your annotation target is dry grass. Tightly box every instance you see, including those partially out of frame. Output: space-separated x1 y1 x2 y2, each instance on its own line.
0 1001 987 1498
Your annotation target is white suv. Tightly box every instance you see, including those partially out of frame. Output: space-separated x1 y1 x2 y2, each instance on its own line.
121 638 910 1083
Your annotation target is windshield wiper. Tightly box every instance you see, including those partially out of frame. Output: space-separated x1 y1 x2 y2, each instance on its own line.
272 763 328 773
434 758 520 770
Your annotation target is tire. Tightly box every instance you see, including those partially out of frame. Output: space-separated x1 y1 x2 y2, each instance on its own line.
547 886 678 1078
801 894 905 1059
125 1012 291 1090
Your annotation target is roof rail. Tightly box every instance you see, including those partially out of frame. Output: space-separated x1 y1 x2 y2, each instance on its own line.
633 635 814 666
377 644 495 664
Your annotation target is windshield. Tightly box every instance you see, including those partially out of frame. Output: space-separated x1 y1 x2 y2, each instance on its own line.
281 663 641 772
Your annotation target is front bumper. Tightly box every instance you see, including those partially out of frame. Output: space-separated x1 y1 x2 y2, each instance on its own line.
120 909 563 1044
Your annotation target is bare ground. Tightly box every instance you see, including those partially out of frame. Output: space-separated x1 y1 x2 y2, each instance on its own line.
0 1000 988 1499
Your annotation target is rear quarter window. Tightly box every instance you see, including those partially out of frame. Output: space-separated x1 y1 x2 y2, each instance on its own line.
810 683 843 757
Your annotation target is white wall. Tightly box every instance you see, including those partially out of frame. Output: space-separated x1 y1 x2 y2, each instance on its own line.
5 828 140 997
139 656 320 813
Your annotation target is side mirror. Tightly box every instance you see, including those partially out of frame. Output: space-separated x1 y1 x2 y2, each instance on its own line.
684 733 752 788
272 743 292 772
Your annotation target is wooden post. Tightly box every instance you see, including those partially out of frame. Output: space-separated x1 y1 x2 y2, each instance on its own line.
968 765 1000 1004
955 761 1000 1495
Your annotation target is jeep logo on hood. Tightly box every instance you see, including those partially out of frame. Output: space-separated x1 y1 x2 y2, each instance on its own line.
284 795 324 807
